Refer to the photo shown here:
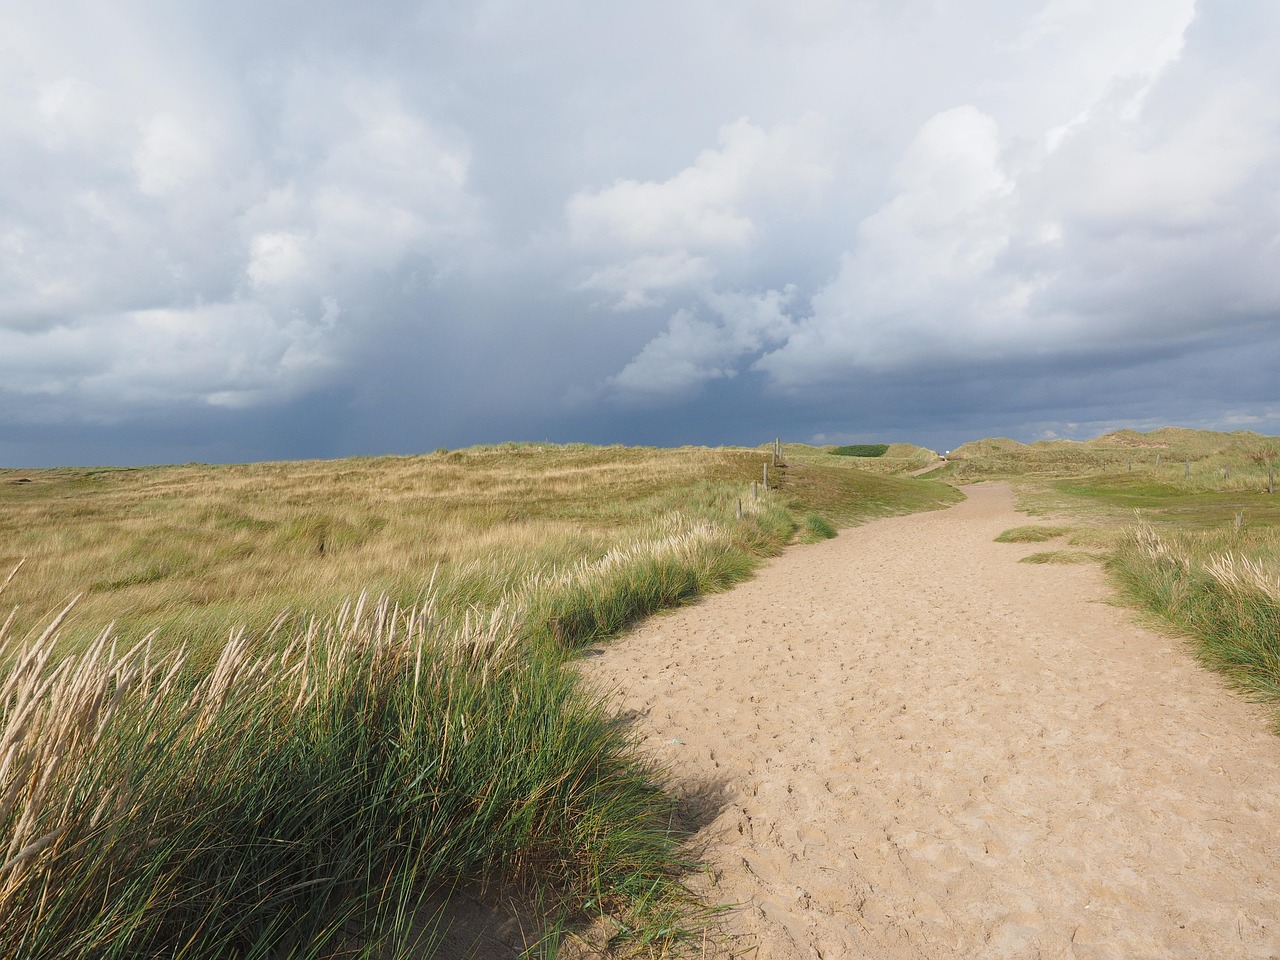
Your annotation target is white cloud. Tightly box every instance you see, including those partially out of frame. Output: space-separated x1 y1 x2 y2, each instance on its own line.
134 112 212 196
1 37 485 421
0 298 340 416
609 286 797 402
577 253 712 311
747 8 1280 393
567 116 831 252
567 115 831 310
750 105 1023 381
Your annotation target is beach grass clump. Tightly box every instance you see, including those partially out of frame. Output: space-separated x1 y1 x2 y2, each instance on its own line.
1109 524 1280 711
801 513 838 541
1018 550 1098 564
995 525 1072 543
0 587 692 959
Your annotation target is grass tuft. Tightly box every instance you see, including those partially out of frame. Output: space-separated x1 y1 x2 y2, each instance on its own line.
995 525 1072 543
1019 550 1099 565
801 513 838 541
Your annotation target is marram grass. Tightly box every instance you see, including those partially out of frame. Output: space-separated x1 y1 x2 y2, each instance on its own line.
994 525 1071 543
1109 524 1280 715
0 586 694 959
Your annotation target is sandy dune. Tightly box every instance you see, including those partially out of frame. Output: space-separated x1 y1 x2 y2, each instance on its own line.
582 482 1280 959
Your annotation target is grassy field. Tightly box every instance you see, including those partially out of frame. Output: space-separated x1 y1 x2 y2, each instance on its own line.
957 428 1280 730
0 442 958 958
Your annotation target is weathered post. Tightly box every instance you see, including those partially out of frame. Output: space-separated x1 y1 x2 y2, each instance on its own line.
752 480 758 500
1270 466 1275 495
1128 458 1132 472
1185 461 1190 478
737 498 743 520
1156 453 1162 468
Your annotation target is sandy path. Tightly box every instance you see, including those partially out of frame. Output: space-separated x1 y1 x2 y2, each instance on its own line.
581 482 1280 960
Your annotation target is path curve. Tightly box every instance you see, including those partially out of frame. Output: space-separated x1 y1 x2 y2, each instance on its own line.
582 482 1280 959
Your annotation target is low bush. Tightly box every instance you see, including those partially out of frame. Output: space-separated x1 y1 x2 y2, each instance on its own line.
830 444 890 458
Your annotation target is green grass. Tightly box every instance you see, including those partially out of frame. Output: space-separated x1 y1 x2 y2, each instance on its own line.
830 444 889 458
770 458 962 525
801 513 838 541
1109 525 1280 719
0 593 696 959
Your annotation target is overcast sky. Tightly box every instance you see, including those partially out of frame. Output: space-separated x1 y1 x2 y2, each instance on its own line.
3 0 1278 466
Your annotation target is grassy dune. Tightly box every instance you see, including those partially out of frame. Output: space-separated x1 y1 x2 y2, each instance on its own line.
0 445 788 663
0 443 957 958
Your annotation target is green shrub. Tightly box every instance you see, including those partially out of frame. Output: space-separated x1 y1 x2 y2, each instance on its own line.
830 444 890 458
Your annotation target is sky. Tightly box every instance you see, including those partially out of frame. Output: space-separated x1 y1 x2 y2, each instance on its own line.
3 0 1279 466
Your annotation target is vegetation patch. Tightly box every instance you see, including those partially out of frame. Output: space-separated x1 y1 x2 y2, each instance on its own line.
995 525 1072 543
801 513 838 541
1109 524 1280 721
830 444 890 458
1019 550 1099 564
773 460 961 526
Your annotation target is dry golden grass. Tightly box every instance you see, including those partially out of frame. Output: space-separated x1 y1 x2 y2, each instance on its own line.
0 444 770 662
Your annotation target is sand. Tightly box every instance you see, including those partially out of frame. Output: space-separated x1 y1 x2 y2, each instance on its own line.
581 482 1280 959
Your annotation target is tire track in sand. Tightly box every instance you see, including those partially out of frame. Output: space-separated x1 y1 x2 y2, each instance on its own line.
581 482 1280 959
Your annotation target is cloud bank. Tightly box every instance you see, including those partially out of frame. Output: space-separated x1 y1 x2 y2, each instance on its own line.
2 0 1278 464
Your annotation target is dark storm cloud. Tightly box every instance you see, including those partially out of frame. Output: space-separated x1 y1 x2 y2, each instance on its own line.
2 0 1278 466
